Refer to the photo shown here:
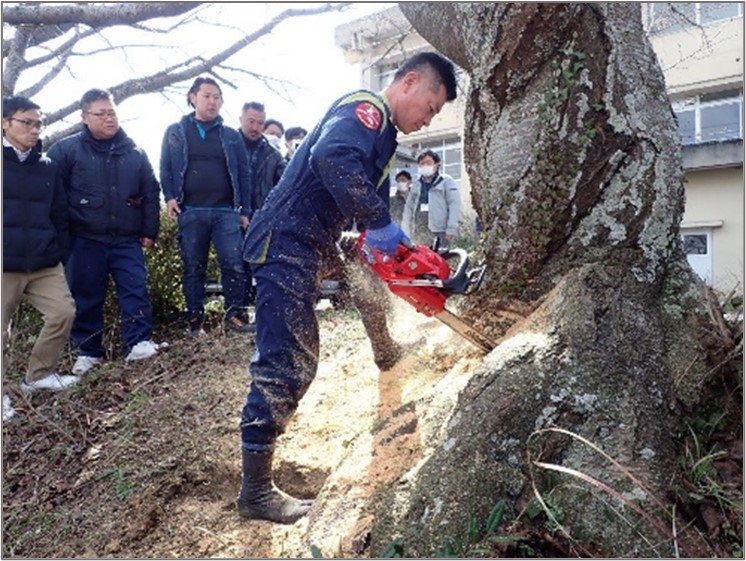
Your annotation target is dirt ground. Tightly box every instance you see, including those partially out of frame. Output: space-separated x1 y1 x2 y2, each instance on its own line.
2 291 742 558
2 296 479 559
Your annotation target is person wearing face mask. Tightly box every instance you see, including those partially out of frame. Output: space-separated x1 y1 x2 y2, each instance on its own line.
402 149 461 249
238 102 287 307
390 169 412 223
283 126 307 163
263 118 285 153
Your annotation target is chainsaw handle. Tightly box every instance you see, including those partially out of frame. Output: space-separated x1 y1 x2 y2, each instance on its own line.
439 248 470 294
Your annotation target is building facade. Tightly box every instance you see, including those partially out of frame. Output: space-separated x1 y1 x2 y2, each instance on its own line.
334 4 743 293
646 2 743 292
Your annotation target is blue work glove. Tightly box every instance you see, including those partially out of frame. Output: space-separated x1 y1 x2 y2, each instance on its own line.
366 221 411 256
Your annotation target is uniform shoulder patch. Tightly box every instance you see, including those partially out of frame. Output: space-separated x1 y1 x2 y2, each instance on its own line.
354 102 382 130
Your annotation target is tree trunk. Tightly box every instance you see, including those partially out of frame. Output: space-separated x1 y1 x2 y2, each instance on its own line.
299 3 722 557
369 2 715 555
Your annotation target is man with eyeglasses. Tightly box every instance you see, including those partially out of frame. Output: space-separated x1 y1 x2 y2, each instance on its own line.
2 96 79 420
47 88 163 375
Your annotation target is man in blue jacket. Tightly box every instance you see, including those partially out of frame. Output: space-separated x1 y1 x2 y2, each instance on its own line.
160 77 254 336
2 96 78 419
236 52 458 524
48 88 162 375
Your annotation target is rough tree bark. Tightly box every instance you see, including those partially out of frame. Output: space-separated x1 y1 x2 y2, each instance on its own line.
298 3 723 557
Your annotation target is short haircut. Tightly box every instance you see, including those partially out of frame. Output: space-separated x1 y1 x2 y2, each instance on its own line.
417 149 441 164
80 88 113 112
264 118 284 135
188 77 222 108
393 51 457 102
242 101 265 114
3 96 40 119
285 126 307 141
395 170 412 181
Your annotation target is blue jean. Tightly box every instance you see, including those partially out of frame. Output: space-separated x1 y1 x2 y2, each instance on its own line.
240 254 320 451
65 236 153 358
176 208 246 321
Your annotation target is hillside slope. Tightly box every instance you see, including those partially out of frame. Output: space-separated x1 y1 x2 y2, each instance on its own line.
2 300 467 558
2 297 741 558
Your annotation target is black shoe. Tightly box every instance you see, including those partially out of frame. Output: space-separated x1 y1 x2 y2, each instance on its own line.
188 316 206 337
225 313 255 334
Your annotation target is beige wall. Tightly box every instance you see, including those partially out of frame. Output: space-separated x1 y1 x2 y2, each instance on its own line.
682 167 744 291
646 13 744 94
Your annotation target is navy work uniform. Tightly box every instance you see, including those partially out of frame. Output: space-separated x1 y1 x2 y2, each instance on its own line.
240 90 398 451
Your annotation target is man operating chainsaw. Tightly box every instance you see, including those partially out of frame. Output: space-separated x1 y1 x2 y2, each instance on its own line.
237 51 458 524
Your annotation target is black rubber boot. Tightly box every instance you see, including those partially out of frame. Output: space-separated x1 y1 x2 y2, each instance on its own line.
236 448 313 524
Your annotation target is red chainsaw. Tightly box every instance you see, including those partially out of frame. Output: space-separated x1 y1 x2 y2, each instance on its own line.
355 232 497 353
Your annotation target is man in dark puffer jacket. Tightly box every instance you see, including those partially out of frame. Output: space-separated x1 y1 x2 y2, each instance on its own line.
238 101 287 308
2 96 78 420
47 88 161 375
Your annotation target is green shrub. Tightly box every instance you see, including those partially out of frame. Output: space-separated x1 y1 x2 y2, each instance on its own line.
146 209 223 331
146 210 186 327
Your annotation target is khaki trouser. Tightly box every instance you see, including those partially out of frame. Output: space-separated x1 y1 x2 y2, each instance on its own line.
2 264 76 383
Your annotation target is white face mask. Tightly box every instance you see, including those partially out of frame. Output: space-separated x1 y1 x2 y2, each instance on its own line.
264 133 282 151
418 165 436 177
396 181 410 193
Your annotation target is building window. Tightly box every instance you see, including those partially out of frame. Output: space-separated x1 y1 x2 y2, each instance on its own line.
681 230 713 285
648 2 742 35
374 63 398 90
411 137 462 180
672 90 743 145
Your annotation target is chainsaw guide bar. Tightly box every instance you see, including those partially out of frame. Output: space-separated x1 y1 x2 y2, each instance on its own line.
356 233 497 353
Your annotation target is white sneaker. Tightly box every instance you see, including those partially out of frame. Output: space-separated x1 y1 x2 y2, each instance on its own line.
73 355 103 375
3 394 16 422
125 340 160 362
20 372 80 394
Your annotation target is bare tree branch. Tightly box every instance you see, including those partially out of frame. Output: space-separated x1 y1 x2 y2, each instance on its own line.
3 25 31 96
24 27 97 67
6 1 353 149
43 122 85 151
17 46 73 100
39 3 350 127
2 2 202 26
23 23 76 52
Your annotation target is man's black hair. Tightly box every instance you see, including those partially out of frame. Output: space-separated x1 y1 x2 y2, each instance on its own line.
3 96 40 120
188 77 222 108
242 101 265 113
80 88 113 112
395 170 412 181
285 126 307 141
393 51 458 101
264 118 285 135
417 149 441 164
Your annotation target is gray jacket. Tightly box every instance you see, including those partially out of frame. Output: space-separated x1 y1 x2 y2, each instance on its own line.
402 173 461 237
